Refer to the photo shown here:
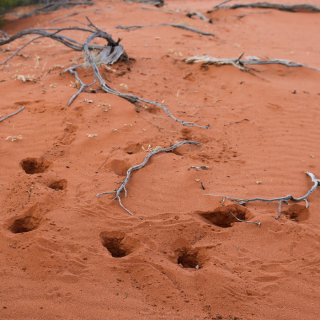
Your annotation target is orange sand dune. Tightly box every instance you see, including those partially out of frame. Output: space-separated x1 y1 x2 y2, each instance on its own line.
1 0 320 319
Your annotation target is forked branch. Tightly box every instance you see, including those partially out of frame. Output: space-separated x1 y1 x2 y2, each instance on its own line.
208 2 320 13
96 140 201 215
185 54 320 72
116 24 215 36
206 172 320 219
83 31 211 128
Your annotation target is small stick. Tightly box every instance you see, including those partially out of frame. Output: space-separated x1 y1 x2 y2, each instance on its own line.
116 23 215 36
186 11 212 23
83 30 211 128
206 172 320 219
209 2 320 13
228 209 261 226
96 140 201 215
185 55 320 72
0 106 26 122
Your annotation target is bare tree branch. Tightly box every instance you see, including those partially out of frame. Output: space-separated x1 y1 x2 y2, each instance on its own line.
206 172 320 219
0 106 26 122
116 24 215 36
83 31 211 128
96 140 201 215
208 2 320 13
185 54 320 72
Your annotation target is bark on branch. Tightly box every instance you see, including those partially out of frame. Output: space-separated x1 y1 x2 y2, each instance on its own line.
116 24 215 36
208 2 320 13
96 140 201 215
185 54 320 72
206 172 320 219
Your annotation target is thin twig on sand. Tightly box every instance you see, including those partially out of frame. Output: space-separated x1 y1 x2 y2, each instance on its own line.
96 140 201 215
206 172 320 219
185 54 320 72
83 24 211 128
116 24 215 36
0 106 26 122
208 2 320 13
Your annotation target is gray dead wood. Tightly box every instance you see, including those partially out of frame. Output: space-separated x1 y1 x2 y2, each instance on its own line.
122 0 164 7
0 26 110 66
96 140 201 215
228 209 261 226
116 24 215 36
0 106 26 122
15 1 95 20
185 55 320 72
206 172 320 219
186 11 212 23
208 2 320 13
82 30 211 128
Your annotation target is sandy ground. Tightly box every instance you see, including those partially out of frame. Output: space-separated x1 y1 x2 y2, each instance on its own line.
1 0 320 319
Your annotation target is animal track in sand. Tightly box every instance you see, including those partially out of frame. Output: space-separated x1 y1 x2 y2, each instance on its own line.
6 204 42 234
48 179 68 191
20 157 52 174
199 204 253 228
176 247 206 269
100 231 140 258
282 204 310 222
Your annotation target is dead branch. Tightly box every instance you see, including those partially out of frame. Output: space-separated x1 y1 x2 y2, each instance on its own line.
96 140 200 215
15 1 95 20
185 54 320 72
228 209 261 226
122 0 164 7
0 26 114 67
208 2 320 13
116 24 215 36
0 106 26 122
82 30 211 128
206 172 320 219
186 11 213 23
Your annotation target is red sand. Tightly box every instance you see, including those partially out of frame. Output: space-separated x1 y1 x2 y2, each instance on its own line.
1 1 320 319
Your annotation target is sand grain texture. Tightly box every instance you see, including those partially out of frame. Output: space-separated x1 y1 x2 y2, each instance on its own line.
1 0 320 319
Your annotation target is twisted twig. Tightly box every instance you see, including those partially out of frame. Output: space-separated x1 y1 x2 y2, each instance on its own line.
185 54 320 72
116 23 215 36
228 209 261 226
0 106 26 122
83 31 210 128
206 172 320 219
208 2 320 13
96 140 201 215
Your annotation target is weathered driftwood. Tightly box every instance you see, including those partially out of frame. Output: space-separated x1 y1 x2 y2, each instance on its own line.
0 106 26 123
185 54 320 72
208 2 320 13
0 26 109 67
81 27 210 128
206 172 320 219
122 0 164 7
186 11 212 23
116 24 215 36
96 140 200 215
15 1 95 20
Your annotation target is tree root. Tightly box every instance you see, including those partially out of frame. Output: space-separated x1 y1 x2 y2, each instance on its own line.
208 2 320 13
122 0 164 7
116 23 215 36
185 53 320 72
82 28 211 128
96 140 201 215
186 11 212 23
0 106 26 122
206 172 320 219
15 1 95 20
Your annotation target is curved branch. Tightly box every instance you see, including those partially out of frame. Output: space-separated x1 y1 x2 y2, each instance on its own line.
83 31 210 128
96 140 201 215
